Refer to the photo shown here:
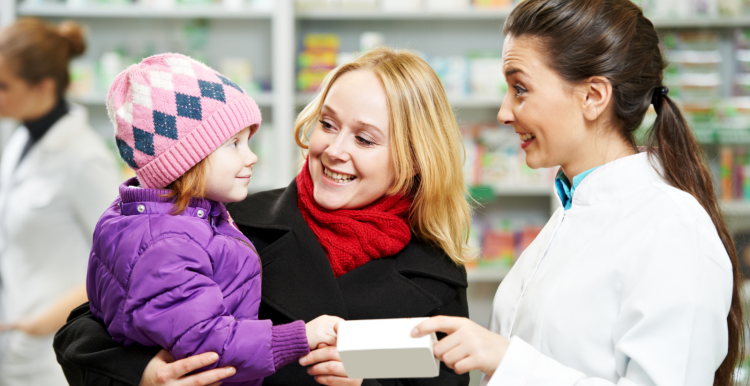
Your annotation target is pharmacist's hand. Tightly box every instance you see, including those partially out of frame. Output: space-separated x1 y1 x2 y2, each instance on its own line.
412 316 509 378
0 317 47 336
300 344 363 386
139 349 235 386
306 315 344 350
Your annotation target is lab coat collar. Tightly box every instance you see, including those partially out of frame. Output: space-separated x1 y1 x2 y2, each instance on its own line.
568 152 663 209
12 104 90 183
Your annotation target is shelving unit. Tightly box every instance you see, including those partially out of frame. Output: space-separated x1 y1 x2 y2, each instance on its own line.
8 7 750 384
7 0 296 191
295 8 510 20
16 2 273 18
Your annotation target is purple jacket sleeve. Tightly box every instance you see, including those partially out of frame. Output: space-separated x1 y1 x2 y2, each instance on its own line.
123 236 309 382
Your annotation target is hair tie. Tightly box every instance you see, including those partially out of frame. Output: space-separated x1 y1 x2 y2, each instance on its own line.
651 86 669 112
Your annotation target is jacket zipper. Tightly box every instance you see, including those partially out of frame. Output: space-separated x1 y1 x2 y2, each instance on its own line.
234 236 262 276
210 215 262 273
233 236 259 256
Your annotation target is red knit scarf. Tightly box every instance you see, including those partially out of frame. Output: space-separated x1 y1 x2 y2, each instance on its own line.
296 159 413 277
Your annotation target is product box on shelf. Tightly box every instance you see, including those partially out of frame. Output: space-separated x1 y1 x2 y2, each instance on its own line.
430 56 469 98
462 123 555 190
662 31 722 103
717 144 750 203
466 217 545 270
472 0 512 8
297 34 340 92
467 50 505 98
636 0 721 18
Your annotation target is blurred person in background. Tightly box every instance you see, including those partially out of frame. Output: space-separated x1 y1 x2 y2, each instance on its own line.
0 18 120 386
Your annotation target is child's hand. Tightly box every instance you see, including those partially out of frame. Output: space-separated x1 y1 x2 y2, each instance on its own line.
306 315 344 350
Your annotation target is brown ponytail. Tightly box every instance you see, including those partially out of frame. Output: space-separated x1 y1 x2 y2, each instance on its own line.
650 94 744 385
0 18 86 99
505 1 743 384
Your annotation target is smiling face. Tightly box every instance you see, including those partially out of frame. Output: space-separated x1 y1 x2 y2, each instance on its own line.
497 35 590 173
204 126 258 203
307 69 396 210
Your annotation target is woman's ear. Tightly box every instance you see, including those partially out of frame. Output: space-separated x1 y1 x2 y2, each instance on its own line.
35 77 57 98
580 76 613 123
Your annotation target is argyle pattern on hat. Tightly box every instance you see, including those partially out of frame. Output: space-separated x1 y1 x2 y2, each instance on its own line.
107 53 261 189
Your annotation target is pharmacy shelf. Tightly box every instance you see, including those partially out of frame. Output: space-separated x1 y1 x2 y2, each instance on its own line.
295 8 511 20
651 16 750 29
296 8 750 28
69 91 274 107
721 201 750 217
487 185 553 196
466 266 510 283
451 95 504 108
17 2 272 19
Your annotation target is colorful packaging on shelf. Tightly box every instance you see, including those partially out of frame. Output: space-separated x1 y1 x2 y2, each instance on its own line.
470 217 545 269
473 0 512 8
297 33 340 92
715 145 750 203
461 123 555 189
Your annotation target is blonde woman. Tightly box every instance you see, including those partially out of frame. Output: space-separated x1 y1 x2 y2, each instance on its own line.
54 48 473 386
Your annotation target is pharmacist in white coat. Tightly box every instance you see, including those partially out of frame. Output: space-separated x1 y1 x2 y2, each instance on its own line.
412 1 743 385
0 19 119 386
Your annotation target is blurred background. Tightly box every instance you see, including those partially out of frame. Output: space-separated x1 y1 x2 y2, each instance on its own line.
3 0 750 384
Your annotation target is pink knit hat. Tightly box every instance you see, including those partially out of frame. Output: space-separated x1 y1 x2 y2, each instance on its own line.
107 53 261 189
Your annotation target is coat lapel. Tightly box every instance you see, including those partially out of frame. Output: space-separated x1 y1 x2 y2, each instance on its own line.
337 238 468 320
228 181 468 323
229 181 350 322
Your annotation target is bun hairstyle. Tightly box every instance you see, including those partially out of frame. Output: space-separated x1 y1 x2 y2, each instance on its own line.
0 18 86 99
57 21 86 58
505 1 742 384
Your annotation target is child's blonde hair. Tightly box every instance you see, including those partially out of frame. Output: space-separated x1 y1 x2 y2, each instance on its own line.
294 47 474 265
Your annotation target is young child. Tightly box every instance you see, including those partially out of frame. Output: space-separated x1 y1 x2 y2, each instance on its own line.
86 53 341 385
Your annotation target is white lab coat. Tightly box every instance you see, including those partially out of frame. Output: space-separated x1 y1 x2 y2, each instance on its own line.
0 104 120 386
482 152 733 386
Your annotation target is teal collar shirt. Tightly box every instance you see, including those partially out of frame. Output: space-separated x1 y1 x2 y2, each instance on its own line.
555 166 600 210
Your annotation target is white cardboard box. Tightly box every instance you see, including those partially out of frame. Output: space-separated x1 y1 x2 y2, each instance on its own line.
337 318 440 379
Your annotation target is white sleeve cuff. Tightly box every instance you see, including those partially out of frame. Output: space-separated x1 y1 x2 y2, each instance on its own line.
485 336 586 386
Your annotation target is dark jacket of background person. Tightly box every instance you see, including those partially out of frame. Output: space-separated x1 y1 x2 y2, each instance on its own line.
54 180 471 386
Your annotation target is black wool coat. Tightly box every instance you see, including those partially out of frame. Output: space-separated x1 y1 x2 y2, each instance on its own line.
54 181 470 386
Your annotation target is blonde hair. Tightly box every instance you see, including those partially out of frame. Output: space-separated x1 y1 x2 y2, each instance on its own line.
294 47 474 265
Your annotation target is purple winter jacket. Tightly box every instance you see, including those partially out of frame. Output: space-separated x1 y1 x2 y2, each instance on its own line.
87 178 310 385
